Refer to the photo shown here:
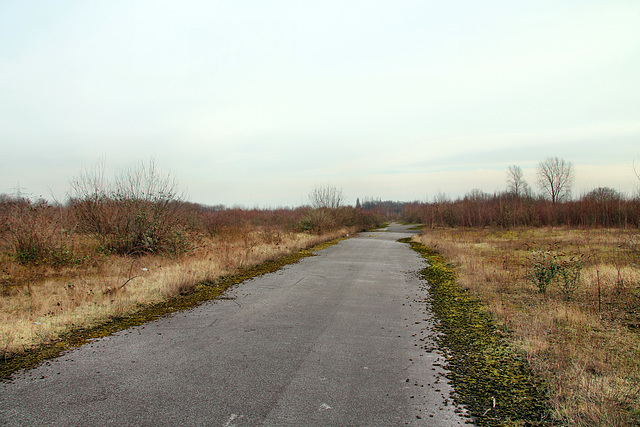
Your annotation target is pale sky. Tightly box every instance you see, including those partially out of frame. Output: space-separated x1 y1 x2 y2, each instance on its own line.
1 1 639 207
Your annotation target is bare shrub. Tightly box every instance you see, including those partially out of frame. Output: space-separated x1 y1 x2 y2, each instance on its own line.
308 184 344 209
2 198 72 266
304 186 383 233
298 208 337 234
70 159 190 256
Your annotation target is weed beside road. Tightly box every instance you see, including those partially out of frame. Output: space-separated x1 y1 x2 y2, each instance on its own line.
403 238 551 426
412 227 640 426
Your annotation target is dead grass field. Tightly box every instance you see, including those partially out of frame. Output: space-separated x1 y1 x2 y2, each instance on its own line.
0 227 350 358
413 227 640 426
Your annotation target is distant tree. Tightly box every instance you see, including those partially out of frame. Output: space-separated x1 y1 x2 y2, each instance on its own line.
581 187 626 227
537 157 575 203
583 187 624 202
433 191 450 204
308 184 344 209
465 188 490 202
506 165 530 197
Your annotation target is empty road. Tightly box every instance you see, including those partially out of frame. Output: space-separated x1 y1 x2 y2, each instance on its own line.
1 224 467 426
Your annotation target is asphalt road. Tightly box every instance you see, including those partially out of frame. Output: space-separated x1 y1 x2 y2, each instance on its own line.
0 224 468 426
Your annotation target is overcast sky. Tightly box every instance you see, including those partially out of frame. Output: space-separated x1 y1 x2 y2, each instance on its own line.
1 1 639 207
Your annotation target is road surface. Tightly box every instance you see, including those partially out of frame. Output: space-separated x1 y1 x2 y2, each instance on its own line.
1 224 467 426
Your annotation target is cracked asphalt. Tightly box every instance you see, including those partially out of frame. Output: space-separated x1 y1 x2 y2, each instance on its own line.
0 223 468 426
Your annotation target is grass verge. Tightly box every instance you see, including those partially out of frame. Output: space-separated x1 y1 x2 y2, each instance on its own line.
0 239 340 381
401 237 553 426
411 227 640 426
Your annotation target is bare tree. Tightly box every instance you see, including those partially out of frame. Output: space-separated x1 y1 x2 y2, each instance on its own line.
308 184 344 209
536 157 575 203
506 165 530 197
465 188 490 202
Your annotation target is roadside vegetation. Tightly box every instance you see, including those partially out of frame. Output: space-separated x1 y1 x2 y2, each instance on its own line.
403 238 550 426
397 186 640 426
393 159 640 425
411 227 640 426
0 162 384 372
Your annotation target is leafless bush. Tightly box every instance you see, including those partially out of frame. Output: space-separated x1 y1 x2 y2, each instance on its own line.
70 158 190 256
298 208 338 234
308 184 344 209
2 198 71 265
298 206 384 234
303 186 383 233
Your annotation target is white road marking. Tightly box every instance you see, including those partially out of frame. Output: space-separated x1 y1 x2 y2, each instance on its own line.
223 413 243 427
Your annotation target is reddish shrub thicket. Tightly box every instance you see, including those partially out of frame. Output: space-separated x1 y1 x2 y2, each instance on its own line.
0 195 385 265
0 196 72 265
400 192 640 228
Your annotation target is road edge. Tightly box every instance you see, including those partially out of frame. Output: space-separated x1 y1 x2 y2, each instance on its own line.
1 238 343 381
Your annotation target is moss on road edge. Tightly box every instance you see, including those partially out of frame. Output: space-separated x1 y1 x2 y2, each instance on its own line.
400 238 554 426
1 239 341 381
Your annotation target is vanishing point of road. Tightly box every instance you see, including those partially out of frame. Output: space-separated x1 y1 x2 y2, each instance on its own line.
1 223 468 426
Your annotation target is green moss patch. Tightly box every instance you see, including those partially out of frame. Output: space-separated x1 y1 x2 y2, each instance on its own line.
1 239 341 381
400 238 554 426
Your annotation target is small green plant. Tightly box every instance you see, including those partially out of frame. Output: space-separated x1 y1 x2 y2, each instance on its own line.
557 255 583 301
530 251 584 299
530 250 559 294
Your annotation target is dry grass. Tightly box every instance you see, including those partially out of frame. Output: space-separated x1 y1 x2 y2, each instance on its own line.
413 227 640 426
0 227 350 357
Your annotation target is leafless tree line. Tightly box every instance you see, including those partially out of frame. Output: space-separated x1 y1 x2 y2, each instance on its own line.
506 157 575 203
